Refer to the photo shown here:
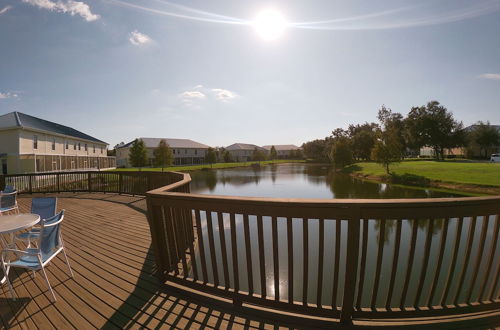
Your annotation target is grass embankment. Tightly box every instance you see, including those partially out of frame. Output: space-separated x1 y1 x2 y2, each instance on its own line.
349 160 500 195
110 159 305 172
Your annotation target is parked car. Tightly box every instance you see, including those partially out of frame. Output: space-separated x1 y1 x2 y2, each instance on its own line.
491 154 500 162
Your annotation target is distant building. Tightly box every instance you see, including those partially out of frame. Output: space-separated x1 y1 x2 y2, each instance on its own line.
116 138 210 167
0 111 115 175
226 143 268 162
262 144 301 159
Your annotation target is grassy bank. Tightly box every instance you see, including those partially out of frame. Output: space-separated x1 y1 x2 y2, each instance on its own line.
349 160 500 195
109 159 305 172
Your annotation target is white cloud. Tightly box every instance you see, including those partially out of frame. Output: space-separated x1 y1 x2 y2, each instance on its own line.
0 5 12 15
211 88 238 102
0 92 18 99
179 90 206 100
478 73 500 80
129 30 152 46
22 0 99 21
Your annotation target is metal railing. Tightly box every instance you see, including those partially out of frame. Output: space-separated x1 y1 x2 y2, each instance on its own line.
2 171 499 324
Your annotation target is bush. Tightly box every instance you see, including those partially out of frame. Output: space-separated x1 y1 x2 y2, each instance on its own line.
389 173 431 187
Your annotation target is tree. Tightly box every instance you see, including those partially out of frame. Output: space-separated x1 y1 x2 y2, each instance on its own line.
329 138 354 169
302 139 330 161
128 139 148 169
377 106 407 156
205 147 217 167
269 146 278 160
469 121 500 158
153 139 173 171
405 101 464 160
371 135 403 174
252 147 267 162
223 150 233 163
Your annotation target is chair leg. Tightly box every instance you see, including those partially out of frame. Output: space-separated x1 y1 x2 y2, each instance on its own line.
62 248 74 278
5 275 16 301
40 266 57 303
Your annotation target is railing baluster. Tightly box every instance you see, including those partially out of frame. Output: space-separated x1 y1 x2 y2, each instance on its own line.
400 219 419 309
257 215 267 298
243 213 254 295
465 215 489 303
206 211 219 287
479 215 499 302
332 219 341 309
272 216 280 302
340 217 360 324
287 217 293 304
427 218 449 307
217 212 230 289
356 219 369 310
453 216 477 305
302 219 309 306
186 209 198 282
176 207 189 279
316 218 324 307
229 213 240 294
414 218 434 308
195 209 208 283
371 219 385 310
441 217 464 306
386 219 402 309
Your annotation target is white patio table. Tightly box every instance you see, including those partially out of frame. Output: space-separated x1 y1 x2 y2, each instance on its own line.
0 213 40 284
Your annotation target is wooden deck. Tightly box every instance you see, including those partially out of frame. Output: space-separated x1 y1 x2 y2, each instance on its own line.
0 193 498 329
0 194 293 330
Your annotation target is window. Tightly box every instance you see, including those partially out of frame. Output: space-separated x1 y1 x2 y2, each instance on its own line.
51 138 56 151
74 142 76 150
195 149 198 155
185 149 187 154
65 141 69 149
84 144 88 151
173 149 176 154
93 144 95 153
33 135 38 149
101 146 103 154
78 143 81 150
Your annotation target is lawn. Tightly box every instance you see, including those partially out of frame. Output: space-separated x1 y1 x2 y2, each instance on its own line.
109 159 305 172
352 160 500 187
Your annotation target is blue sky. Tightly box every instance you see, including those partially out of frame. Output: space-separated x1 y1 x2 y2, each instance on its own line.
1 0 499 147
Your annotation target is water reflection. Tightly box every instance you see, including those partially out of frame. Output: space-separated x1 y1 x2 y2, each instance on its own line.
190 163 464 199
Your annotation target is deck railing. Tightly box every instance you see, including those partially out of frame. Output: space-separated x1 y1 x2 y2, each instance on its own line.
2 171 499 324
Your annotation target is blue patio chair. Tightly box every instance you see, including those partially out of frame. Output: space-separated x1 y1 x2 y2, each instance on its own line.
1 210 73 302
16 197 57 246
0 186 19 215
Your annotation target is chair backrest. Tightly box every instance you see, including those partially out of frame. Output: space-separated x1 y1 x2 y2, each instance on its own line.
2 185 15 193
0 190 17 210
31 197 57 221
38 210 65 256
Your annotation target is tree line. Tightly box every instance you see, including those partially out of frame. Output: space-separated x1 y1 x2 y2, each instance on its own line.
301 101 500 173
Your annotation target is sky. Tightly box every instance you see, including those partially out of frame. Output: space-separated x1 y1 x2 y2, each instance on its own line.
0 0 499 148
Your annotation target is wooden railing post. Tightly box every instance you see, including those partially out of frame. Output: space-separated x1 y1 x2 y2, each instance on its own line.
88 172 92 192
340 216 361 325
28 174 33 194
0 175 5 191
118 173 123 194
56 173 60 193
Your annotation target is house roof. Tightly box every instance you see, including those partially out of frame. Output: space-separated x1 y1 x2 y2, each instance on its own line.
120 138 210 149
262 144 301 151
0 111 107 144
226 143 267 151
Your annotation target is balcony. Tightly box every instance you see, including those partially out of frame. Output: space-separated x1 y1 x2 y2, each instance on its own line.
1 171 499 328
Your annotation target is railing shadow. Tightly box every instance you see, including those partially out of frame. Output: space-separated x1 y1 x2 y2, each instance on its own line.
0 297 31 328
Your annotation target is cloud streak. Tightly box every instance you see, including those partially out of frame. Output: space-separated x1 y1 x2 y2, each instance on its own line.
129 30 152 45
478 73 500 80
0 5 12 15
179 85 238 105
22 0 100 21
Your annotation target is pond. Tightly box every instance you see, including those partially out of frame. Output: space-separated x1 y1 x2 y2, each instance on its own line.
189 163 464 199
185 163 495 308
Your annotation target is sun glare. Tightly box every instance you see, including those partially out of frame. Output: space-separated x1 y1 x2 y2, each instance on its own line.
252 9 287 41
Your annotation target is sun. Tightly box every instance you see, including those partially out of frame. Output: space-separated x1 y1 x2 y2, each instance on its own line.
252 9 287 41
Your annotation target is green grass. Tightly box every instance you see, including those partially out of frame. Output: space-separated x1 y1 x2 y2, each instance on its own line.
352 160 500 187
109 159 305 172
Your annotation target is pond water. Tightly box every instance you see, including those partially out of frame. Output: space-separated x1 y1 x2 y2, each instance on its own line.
189 163 463 198
184 164 495 308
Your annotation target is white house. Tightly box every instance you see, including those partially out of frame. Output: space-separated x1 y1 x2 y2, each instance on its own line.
0 111 115 175
116 137 211 167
